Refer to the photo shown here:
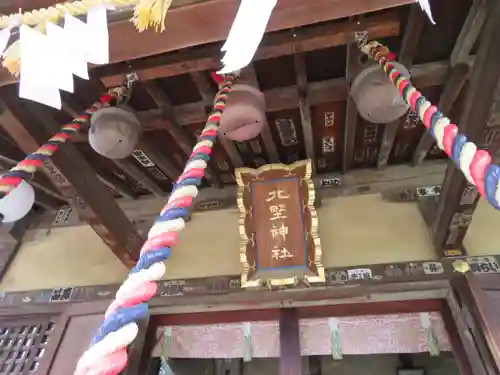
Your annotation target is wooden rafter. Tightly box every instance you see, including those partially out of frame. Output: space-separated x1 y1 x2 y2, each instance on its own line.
0 102 144 267
397 4 425 67
377 4 424 169
141 80 223 186
431 0 500 257
450 0 488 67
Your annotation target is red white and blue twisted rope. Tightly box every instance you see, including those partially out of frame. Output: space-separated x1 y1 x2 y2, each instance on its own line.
363 41 500 210
74 75 235 375
0 90 123 199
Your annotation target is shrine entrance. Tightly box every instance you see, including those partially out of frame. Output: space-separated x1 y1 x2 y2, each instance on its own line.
124 288 497 375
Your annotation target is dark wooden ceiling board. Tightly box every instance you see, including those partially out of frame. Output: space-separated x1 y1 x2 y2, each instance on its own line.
254 55 296 91
128 83 159 111
157 74 202 105
304 45 347 82
143 130 188 171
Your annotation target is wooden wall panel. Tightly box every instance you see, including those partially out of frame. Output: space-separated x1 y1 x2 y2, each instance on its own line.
48 314 103 375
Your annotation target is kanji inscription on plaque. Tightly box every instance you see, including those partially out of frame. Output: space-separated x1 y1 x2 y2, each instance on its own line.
236 159 324 287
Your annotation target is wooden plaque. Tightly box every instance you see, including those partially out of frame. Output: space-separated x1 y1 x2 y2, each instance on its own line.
236 159 324 287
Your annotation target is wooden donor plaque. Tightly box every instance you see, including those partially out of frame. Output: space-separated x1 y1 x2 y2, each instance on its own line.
236 159 324 288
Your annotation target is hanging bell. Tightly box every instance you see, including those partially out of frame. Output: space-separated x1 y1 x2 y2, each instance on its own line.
217 84 266 141
89 107 142 159
350 62 411 124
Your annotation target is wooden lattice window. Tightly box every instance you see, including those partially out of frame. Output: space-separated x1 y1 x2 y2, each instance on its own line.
0 318 55 374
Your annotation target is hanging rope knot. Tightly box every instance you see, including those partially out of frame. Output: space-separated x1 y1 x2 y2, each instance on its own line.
107 85 131 105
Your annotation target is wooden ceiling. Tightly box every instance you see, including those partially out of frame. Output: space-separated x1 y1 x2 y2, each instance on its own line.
0 0 497 266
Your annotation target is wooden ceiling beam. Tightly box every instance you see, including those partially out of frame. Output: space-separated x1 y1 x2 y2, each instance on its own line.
431 0 500 258
294 53 315 172
0 102 144 267
0 0 410 88
378 4 424 169
38 160 446 229
142 80 223 186
188 72 244 169
241 66 280 163
99 12 400 88
100 0 411 64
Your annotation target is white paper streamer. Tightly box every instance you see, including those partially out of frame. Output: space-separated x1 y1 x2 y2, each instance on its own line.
19 25 61 109
417 0 436 25
218 0 277 74
86 5 109 65
63 13 90 79
46 22 74 93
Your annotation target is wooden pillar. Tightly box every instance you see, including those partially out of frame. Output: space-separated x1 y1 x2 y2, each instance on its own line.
279 308 302 375
431 0 500 257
